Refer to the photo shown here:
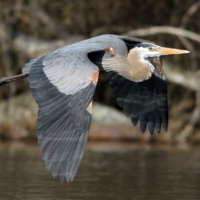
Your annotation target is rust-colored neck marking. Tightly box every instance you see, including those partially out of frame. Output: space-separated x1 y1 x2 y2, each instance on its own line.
151 57 165 80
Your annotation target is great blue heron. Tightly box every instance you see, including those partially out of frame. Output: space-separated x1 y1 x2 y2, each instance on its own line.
0 34 189 182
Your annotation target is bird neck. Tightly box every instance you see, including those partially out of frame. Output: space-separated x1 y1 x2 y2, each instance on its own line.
126 48 154 82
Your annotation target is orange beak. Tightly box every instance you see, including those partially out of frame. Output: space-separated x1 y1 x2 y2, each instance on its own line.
157 47 190 55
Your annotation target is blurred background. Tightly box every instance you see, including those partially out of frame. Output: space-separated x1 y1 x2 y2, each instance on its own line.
1 1 200 199
1 0 200 143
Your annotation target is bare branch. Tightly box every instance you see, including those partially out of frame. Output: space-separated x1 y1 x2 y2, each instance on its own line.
13 34 85 57
181 1 200 28
178 2 200 72
175 91 200 143
0 74 28 86
163 61 200 91
123 26 200 44
91 25 132 37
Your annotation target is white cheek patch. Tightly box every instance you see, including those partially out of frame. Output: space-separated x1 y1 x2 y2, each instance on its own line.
138 44 161 58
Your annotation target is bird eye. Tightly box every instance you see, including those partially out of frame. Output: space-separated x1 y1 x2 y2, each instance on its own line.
148 47 153 50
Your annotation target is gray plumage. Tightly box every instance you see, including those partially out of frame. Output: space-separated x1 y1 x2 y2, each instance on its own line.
19 34 189 182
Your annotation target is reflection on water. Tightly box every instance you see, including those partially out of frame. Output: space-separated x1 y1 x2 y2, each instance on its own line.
0 142 200 200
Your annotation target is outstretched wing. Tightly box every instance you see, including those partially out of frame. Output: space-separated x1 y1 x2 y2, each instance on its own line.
105 67 168 135
23 41 110 182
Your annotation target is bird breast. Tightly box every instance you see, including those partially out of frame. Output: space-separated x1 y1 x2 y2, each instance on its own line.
126 48 154 82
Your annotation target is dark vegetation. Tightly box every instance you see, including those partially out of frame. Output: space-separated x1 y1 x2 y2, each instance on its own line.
0 0 200 143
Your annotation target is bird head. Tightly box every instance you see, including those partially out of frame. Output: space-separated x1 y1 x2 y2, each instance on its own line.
125 43 190 82
132 43 190 58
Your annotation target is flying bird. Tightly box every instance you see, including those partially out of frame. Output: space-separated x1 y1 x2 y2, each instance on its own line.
0 34 189 182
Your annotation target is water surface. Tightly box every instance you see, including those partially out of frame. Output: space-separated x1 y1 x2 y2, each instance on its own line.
0 142 200 200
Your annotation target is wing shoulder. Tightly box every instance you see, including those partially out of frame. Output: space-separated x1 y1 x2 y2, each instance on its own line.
42 40 114 95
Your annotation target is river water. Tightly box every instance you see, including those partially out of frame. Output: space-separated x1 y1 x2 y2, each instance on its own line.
0 142 200 200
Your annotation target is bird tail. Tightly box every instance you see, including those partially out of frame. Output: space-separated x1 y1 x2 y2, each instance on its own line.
0 74 28 86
